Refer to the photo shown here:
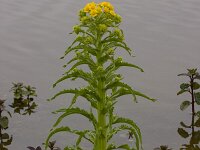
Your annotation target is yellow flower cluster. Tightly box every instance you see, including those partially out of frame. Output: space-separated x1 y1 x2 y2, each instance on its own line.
83 1 116 17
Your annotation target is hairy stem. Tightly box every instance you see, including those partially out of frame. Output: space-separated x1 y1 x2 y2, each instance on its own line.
96 79 107 150
95 30 107 150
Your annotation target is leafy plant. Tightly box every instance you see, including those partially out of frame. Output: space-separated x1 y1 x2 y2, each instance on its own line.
10 82 37 115
0 99 12 150
27 146 42 150
27 141 61 150
177 68 200 149
154 145 172 150
46 2 155 150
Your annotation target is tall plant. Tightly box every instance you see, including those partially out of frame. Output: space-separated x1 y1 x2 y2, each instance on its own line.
46 2 155 150
177 68 200 149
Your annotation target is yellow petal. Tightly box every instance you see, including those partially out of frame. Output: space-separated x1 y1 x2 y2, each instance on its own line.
104 7 110 13
110 10 116 16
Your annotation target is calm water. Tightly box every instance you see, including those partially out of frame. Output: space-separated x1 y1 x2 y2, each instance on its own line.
0 0 200 149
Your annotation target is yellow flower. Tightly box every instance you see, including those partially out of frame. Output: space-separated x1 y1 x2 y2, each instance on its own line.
83 2 96 12
89 2 96 10
83 4 90 12
83 2 116 17
96 6 102 13
90 9 98 17
104 7 110 13
100 2 109 7
108 4 114 10
110 10 116 16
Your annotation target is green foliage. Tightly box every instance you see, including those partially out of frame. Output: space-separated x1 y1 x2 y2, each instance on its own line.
27 146 42 150
177 68 200 149
10 82 38 115
0 99 12 149
195 92 200 105
154 145 172 150
178 128 189 138
180 101 191 111
27 141 61 150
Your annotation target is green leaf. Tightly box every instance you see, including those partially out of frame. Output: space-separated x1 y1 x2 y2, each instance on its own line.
180 121 191 128
0 116 8 129
118 144 131 150
180 101 191 111
45 126 71 150
112 117 142 150
190 130 200 144
53 107 97 129
196 111 200 117
180 83 190 90
50 89 77 100
177 90 188 95
116 62 143 72
3 136 12 146
188 68 197 75
195 117 200 127
193 82 200 90
195 92 200 105
178 73 190 77
74 130 92 146
2 133 9 139
108 125 138 150
111 87 155 103
178 128 189 138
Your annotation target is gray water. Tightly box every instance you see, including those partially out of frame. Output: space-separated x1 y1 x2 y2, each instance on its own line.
0 0 200 149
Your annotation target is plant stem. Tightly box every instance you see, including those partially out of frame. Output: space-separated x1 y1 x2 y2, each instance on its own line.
190 76 195 134
95 29 107 150
0 109 2 144
96 79 107 150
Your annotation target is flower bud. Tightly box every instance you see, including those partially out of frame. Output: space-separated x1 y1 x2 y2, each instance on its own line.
72 68 78 72
84 36 93 44
115 76 121 82
76 52 81 57
73 25 81 34
99 24 107 32
116 57 123 63
97 66 104 72
80 16 90 24
79 9 86 18
107 48 114 55
115 14 122 23
114 28 121 37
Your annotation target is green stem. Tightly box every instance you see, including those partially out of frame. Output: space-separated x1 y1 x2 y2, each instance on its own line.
95 30 107 150
96 80 107 150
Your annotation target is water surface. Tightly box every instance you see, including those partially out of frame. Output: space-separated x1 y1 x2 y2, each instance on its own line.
0 0 200 149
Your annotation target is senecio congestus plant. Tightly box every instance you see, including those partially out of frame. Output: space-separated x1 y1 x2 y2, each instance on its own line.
46 2 155 150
